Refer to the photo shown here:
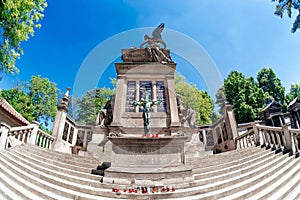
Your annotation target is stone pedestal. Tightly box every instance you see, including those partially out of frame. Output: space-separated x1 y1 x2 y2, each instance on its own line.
103 136 194 185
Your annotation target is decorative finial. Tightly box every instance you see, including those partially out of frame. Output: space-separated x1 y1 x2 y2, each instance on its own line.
65 87 71 98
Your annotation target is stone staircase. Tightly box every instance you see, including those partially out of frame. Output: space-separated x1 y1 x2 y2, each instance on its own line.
0 144 299 199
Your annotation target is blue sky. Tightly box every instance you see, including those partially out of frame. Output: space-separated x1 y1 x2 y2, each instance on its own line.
1 0 299 98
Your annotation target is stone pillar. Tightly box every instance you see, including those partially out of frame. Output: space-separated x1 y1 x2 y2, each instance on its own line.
283 123 292 151
279 116 284 127
202 129 207 146
252 122 259 145
83 131 88 148
111 78 125 126
0 122 10 150
166 77 180 127
29 121 40 145
52 88 70 151
212 128 218 145
222 102 238 140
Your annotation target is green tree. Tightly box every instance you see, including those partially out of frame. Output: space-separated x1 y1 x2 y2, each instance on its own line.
77 87 114 125
175 73 214 125
286 83 300 103
224 71 267 124
28 75 57 127
0 88 35 122
0 0 47 74
257 68 285 105
272 0 300 33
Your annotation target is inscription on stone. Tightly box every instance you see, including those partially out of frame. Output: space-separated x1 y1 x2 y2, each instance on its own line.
113 144 182 155
125 81 136 112
156 81 166 112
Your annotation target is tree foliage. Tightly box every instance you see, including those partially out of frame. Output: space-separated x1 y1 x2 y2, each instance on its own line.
0 75 57 128
28 75 57 126
286 83 300 103
257 68 285 105
0 88 35 122
224 71 267 124
0 0 47 74
77 87 114 125
272 0 300 33
175 73 214 125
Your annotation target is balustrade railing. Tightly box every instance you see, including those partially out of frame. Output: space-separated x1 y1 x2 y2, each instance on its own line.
36 129 55 149
8 125 35 146
235 123 300 155
0 122 55 150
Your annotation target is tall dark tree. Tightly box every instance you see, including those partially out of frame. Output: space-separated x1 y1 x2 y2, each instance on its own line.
0 0 47 74
286 83 300 103
272 0 300 33
257 68 285 105
224 71 267 124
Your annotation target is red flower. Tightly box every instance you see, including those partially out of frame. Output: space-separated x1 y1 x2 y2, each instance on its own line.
172 188 176 192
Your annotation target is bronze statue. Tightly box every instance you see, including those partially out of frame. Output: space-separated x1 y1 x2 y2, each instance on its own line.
133 92 161 136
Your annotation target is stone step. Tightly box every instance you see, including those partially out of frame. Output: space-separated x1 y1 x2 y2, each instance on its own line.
145 151 292 199
218 155 299 200
5 149 102 184
271 161 300 200
0 174 28 200
0 156 70 200
19 144 100 165
191 146 263 168
167 150 287 191
1 144 299 200
9 147 97 177
193 150 276 180
192 148 271 174
21 143 99 162
14 145 99 169
251 158 300 200
0 151 120 199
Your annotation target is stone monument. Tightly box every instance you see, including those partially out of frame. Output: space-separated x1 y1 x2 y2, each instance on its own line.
102 23 198 185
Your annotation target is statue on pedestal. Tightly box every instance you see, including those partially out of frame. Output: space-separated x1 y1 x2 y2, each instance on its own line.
139 23 172 63
133 92 161 136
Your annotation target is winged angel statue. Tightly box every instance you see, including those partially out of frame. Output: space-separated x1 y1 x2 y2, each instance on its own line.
140 23 167 48
139 23 171 63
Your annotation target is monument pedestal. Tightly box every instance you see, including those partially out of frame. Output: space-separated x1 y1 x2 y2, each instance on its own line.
103 136 194 185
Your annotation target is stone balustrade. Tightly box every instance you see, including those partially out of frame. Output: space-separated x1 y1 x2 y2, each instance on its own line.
235 123 300 156
0 122 54 150
36 129 55 149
